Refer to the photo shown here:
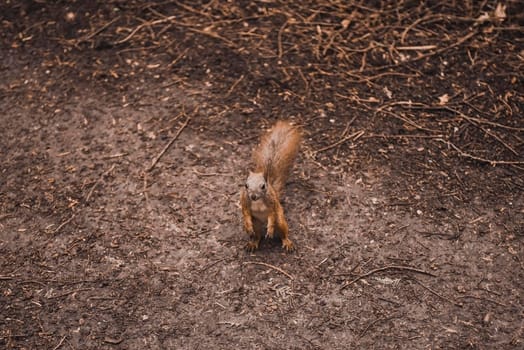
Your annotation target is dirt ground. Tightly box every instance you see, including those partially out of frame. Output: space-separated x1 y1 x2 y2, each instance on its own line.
1 1 523 349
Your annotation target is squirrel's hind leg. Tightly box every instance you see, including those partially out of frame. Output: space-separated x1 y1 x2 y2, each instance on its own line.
275 207 294 252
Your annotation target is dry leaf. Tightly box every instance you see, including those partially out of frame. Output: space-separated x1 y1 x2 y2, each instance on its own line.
442 326 458 334
494 3 506 21
438 94 449 105
476 13 490 22
476 3 506 23
383 86 392 99
341 19 351 30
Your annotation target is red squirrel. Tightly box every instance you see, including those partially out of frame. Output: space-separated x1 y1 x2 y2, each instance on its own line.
240 121 301 251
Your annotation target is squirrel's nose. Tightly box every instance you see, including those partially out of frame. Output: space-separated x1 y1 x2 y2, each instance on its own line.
250 194 258 201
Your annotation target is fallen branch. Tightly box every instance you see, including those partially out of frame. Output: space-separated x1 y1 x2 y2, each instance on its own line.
413 104 524 132
225 74 245 97
75 17 120 45
354 30 478 74
340 265 436 290
86 164 116 201
53 215 75 234
277 19 288 58
147 115 191 172
359 314 401 338
441 140 524 166
114 16 176 45
244 261 294 280
52 336 67 350
457 294 509 307
412 278 463 307
315 130 365 154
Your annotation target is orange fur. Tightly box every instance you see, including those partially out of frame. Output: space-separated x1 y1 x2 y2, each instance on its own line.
241 121 301 251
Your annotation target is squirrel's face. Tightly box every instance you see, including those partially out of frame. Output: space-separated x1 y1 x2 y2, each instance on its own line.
245 172 267 201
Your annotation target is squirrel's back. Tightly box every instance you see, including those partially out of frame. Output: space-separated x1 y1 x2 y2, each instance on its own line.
253 121 301 194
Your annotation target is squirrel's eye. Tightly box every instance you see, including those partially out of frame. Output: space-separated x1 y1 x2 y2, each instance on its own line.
261 183 266 190
244 183 248 189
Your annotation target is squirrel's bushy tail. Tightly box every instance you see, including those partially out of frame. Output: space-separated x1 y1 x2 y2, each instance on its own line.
253 121 301 194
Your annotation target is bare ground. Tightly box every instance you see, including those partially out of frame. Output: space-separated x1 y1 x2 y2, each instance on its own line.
1 1 523 349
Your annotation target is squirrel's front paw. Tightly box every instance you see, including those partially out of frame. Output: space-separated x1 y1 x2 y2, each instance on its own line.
245 240 259 252
281 238 294 252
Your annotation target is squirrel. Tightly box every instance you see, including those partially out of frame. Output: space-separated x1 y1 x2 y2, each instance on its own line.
240 121 301 252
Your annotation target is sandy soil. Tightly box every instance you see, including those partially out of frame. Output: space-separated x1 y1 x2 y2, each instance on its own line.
1 1 523 349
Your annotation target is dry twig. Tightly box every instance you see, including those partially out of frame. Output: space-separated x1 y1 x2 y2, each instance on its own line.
86 164 116 202
147 115 191 172
341 265 436 290
359 314 400 339
53 215 75 234
315 130 364 154
244 261 294 280
115 16 176 44
441 140 524 166
52 336 66 350
412 278 463 307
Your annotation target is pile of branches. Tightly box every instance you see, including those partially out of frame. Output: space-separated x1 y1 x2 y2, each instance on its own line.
5 0 523 166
